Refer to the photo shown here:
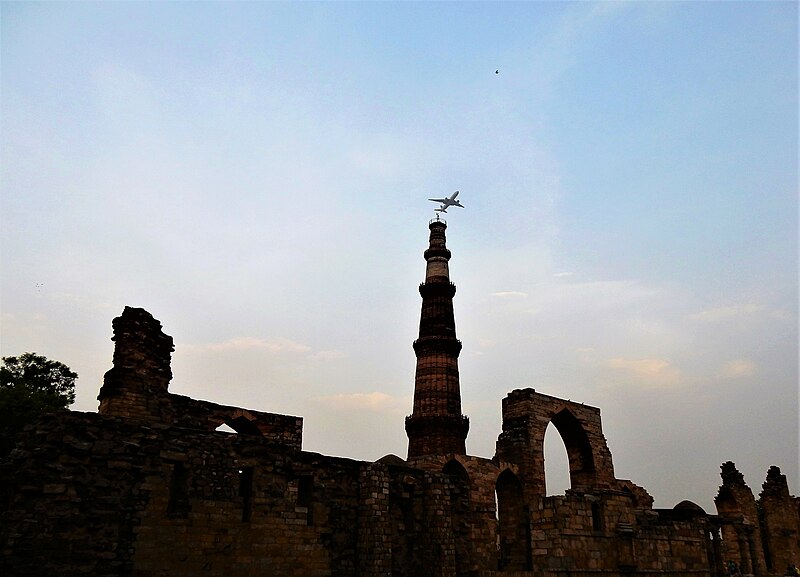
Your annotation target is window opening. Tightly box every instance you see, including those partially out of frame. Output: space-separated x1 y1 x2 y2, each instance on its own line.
544 421 570 495
591 501 603 532
297 475 313 524
239 467 254 522
167 462 190 518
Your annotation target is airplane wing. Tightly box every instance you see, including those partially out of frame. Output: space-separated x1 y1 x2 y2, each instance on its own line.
428 198 446 203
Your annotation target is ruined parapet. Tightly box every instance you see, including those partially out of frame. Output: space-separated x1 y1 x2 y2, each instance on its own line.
715 461 766 575
721 460 748 487
98 306 174 421
716 462 759 522
758 466 800 574
96 307 304 450
169 396 304 451
761 466 792 500
495 388 618 499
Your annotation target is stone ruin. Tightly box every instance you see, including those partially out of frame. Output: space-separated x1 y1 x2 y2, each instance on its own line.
1 220 798 577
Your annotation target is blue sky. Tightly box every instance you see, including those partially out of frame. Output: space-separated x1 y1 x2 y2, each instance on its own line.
1 1 797 511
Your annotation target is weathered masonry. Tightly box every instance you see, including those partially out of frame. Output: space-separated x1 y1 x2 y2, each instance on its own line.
2 219 798 577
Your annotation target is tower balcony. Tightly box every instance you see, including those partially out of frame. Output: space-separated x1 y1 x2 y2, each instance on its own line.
413 336 463 356
424 247 451 260
418 281 456 298
405 413 470 457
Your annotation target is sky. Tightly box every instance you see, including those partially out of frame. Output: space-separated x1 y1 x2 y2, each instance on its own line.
1 1 797 512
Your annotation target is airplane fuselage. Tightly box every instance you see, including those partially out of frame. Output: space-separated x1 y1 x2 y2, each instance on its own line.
428 191 464 210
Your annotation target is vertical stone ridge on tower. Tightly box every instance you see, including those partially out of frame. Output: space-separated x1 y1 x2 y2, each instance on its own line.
405 218 469 459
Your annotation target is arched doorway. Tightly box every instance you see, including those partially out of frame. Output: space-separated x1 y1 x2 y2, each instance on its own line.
544 421 570 495
496 469 531 570
549 408 596 490
443 460 471 575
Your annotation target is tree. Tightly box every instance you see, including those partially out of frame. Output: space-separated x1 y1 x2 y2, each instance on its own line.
0 352 77 455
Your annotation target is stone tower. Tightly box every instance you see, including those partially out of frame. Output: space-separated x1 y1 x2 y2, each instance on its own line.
405 218 469 459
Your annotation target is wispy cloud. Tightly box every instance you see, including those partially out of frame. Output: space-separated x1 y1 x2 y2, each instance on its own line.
490 291 528 298
312 391 409 414
187 337 311 354
308 350 348 360
606 357 684 388
689 304 765 322
717 359 758 380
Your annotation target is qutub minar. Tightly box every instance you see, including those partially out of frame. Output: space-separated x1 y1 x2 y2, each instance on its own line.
1 216 798 577
406 217 470 459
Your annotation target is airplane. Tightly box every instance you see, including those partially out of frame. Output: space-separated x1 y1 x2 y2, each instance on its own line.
428 190 464 211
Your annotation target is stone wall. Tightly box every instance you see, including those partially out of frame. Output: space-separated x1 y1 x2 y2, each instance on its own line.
0 412 463 577
97 306 303 451
715 461 768 575
759 466 800 573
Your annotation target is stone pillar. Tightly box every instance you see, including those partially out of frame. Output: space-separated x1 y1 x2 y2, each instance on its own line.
357 464 392 576
710 525 725 577
759 466 800 574
715 461 767 576
97 306 174 421
421 472 457 577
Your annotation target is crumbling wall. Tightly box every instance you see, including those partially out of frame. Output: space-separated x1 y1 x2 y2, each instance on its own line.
130 440 365 577
523 493 716 575
1 412 157 577
164 394 303 450
493 388 721 577
1 411 356 577
98 306 175 421
715 461 767 575
97 307 302 451
407 454 502 573
0 411 465 577
759 466 800 573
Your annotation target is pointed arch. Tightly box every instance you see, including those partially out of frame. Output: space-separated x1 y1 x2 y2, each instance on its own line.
208 409 264 436
443 460 470 575
621 485 639 507
544 421 570 495
443 459 469 483
550 408 596 489
496 469 530 570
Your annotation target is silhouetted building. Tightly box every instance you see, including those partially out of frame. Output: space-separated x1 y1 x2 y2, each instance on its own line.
2 220 798 577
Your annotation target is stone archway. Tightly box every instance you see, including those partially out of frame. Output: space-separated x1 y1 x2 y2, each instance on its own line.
443 460 471 576
495 389 617 497
496 469 531 571
550 407 596 490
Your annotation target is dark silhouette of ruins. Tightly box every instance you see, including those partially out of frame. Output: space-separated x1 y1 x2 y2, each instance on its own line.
1 220 798 577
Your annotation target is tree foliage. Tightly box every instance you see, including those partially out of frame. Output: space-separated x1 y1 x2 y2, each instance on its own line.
0 352 77 455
